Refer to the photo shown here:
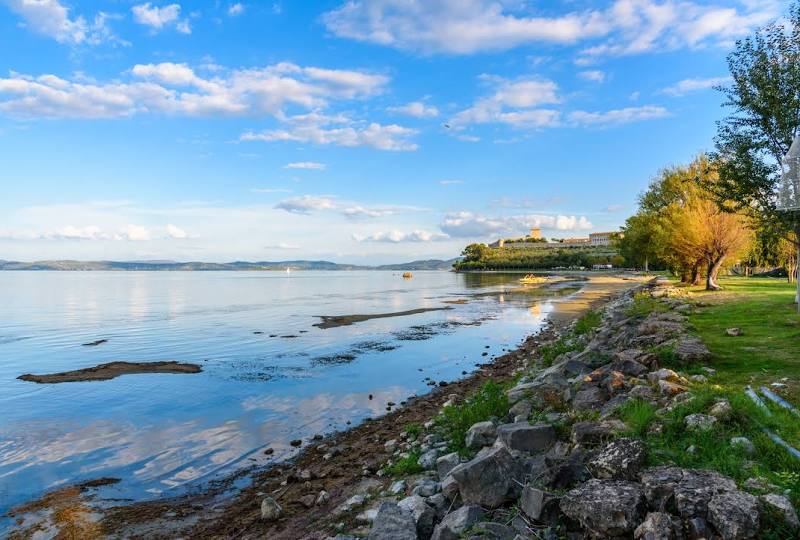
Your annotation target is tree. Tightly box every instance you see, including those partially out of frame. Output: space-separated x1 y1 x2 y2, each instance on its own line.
709 2 800 300
461 243 489 263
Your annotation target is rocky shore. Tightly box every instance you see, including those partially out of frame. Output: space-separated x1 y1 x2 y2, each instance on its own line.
315 278 798 540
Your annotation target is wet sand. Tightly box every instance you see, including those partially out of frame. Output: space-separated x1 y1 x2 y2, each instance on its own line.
313 306 453 329
18 361 202 384
7 273 647 539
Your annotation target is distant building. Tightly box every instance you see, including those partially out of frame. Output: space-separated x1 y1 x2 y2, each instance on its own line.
589 232 617 246
562 237 591 245
529 227 542 240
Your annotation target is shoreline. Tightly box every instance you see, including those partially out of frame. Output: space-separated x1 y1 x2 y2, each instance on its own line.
6 274 646 540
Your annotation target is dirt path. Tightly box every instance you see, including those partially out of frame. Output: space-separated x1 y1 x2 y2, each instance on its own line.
7 274 647 540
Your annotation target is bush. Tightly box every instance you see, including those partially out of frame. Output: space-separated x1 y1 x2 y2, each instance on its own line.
383 448 423 477
436 381 510 455
574 310 602 335
539 337 579 367
617 399 657 436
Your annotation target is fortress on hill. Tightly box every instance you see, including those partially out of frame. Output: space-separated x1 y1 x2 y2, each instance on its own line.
489 228 619 249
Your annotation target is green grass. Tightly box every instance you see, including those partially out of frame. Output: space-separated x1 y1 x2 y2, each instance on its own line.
687 277 800 387
574 309 602 335
436 381 510 455
403 422 422 440
538 337 579 367
617 398 658 437
625 291 671 318
383 448 423 477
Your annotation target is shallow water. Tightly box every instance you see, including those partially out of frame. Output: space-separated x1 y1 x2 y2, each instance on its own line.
0 270 566 516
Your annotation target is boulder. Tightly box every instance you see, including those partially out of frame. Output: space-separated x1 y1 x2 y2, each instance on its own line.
412 479 440 497
730 437 755 455
639 467 737 516
418 449 440 470
684 413 716 431
563 358 591 377
570 420 625 445
436 452 460 480
674 337 710 363
465 421 496 450
508 399 532 421
450 446 523 508
560 479 647 538
519 485 560 523
613 358 649 377
760 493 799 530
658 380 687 396
398 495 436 540
686 517 713 539
260 496 283 521
369 501 417 540
709 400 733 419
725 328 742 337
587 438 647 480
496 422 556 454
572 385 608 411
634 512 684 539
707 490 760 539
441 474 458 500
389 480 407 495
465 522 516 539
430 505 485 540
647 368 685 384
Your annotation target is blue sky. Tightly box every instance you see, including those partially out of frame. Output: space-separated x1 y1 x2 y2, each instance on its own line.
0 0 786 263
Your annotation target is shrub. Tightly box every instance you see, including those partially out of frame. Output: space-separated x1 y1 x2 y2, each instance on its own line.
539 337 578 367
617 399 657 437
383 448 423 476
574 310 602 335
436 381 510 455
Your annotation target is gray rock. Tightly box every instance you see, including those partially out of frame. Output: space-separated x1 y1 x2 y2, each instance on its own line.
658 379 688 396
760 493 799 530
398 495 436 540
674 337 711 363
412 479 440 497
336 494 367 514
587 438 647 480
726 327 742 337
634 512 684 539
369 501 417 540
389 480 407 495
707 490 760 539
430 505 485 540
572 385 608 411
465 421 496 449
436 452 460 480
689 374 708 384
509 399 532 420
684 413 716 431
641 468 737 520
730 436 755 455
425 493 449 520
260 496 283 521
316 490 331 505
497 422 556 454
441 474 458 500
418 449 440 470
466 522 516 539
709 400 733 418
570 420 625 445
563 358 591 377
560 479 646 538
385 439 398 453
519 485 560 523
450 446 523 508
686 517 713 539
629 385 655 399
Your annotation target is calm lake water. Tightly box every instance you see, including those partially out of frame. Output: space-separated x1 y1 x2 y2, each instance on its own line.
0 270 570 517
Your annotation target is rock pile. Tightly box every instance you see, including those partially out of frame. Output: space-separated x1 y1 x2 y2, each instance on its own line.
329 279 798 540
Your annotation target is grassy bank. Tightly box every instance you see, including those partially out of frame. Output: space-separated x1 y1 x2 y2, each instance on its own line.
686 277 800 389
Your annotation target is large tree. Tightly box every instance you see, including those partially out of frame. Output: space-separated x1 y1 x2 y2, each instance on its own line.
709 2 800 298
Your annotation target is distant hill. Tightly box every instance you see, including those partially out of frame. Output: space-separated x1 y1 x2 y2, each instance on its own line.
0 258 459 271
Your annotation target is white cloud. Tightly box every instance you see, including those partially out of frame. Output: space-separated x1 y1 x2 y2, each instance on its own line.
274 195 337 214
228 3 245 16
284 161 326 170
450 77 561 129
440 211 593 238
661 76 730 96
322 0 779 58
578 70 606 83
602 204 624 212
5 0 122 46
264 242 299 250
131 3 189 34
242 113 418 151
457 134 481 142
388 101 440 118
354 230 448 243
48 225 107 240
440 179 462 185
165 224 188 239
568 105 668 125
0 62 389 119
120 224 151 241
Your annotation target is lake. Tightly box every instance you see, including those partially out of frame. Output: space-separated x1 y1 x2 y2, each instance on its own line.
0 270 570 519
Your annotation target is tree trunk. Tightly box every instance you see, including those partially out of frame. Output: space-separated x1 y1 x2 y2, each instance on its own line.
706 257 725 291
690 263 703 286
644 256 649 273
795 224 800 311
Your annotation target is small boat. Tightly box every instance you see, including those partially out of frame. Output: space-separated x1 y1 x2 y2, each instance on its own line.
285 267 291 274
519 274 545 284
402 272 413 279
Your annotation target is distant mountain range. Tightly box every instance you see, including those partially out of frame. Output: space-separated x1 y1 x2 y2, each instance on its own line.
0 258 459 271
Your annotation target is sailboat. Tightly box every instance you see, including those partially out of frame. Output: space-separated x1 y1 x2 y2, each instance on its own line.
285 267 292 274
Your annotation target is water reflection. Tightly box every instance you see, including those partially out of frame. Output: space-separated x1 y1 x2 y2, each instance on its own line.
0 270 563 520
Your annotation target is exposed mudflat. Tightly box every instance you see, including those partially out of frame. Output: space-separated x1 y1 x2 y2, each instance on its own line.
18 361 202 384
313 306 453 329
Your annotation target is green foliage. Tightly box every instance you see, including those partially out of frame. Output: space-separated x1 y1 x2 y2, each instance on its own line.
574 310 602 335
538 337 579 368
403 422 422 439
453 245 621 271
383 448 423 477
625 292 669 318
617 399 657 437
436 381 510 455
